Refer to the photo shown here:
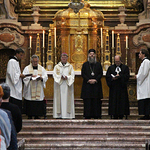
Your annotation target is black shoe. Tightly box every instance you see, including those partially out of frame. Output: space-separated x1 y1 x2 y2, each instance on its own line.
84 117 91 119
28 116 32 119
113 115 118 119
119 115 124 119
139 115 149 120
34 116 40 119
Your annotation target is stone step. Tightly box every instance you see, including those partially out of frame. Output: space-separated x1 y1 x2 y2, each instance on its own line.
18 131 150 138
18 120 150 149
20 125 150 132
22 114 140 120
45 99 138 107
19 143 146 150
18 137 149 145
46 106 139 114
21 119 150 126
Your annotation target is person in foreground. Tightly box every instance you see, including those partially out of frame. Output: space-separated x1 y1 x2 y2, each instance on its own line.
0 86 11 150
0 83 22 133
0 85 18 150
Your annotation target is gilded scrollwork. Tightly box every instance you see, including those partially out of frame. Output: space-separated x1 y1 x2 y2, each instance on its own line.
122 0 143 11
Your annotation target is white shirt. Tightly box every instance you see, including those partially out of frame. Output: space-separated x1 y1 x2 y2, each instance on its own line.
6 58 22 100
137 58 150 100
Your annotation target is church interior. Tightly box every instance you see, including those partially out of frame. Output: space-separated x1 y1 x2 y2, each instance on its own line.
1 0 150 149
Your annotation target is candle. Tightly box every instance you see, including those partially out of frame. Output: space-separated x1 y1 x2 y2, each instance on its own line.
43 30 45 47
126 36 128 48
29 36 32 48
54 27 56 48
112 30 114 48
101 28 103 48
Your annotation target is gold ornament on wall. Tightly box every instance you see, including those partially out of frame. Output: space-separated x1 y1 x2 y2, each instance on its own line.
46 29 54 71
35 33 41 65
116 33 121 56
104 29 111 71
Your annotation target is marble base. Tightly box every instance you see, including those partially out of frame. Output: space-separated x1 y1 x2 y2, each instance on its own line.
29 24 43 29
136 19 150 26
115 24 128 30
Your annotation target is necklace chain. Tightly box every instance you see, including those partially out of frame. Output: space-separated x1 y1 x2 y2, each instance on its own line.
89 63 95 76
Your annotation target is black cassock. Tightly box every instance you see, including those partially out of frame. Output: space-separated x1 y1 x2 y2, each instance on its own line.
81 61 103 119
106 64 130 118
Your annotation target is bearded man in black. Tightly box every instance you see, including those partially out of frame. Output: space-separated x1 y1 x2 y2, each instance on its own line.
81 49 103 119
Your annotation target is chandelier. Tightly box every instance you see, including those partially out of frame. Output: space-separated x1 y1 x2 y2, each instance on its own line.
68 0 84 13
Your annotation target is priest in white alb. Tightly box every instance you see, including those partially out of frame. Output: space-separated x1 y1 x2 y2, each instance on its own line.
6 48 25 112
136 49 150 120
53 53 75 119
23 55 48 119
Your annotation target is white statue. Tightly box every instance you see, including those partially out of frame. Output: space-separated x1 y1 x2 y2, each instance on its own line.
0 0 17 19
139 0 149 19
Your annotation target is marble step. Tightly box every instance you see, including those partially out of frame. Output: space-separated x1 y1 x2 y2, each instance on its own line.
46 99 138 107
18 131 150 138
22 114 140 120
46 106 138 114
17 137 150 145
20 125 150 132
21 119 150 126
18 120 150 149
23 143 145 150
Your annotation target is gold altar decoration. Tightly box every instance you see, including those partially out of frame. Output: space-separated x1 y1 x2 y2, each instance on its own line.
104 29 111 71
35 33 41 65
52 0 105 70
46 27 54 71
116 33 121 56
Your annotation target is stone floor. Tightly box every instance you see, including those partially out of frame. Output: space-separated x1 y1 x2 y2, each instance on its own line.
18 99 150 150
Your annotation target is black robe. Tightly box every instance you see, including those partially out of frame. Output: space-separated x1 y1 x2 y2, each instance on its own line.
81 61 103 118
106 64 130 116
81 61 103 99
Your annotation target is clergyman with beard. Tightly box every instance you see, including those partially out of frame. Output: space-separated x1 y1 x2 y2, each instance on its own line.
81 49 103 119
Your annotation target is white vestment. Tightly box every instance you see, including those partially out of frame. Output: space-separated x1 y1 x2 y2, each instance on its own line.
6 58 22 100
137 58 150 100
53 62 75 119
23 64 48 101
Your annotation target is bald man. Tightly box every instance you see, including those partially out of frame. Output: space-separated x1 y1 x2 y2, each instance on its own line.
106 56 130 119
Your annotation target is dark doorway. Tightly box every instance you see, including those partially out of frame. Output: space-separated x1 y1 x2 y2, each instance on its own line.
0 49 15 83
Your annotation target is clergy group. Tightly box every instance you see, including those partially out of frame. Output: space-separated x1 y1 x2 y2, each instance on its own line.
5 48 150 120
